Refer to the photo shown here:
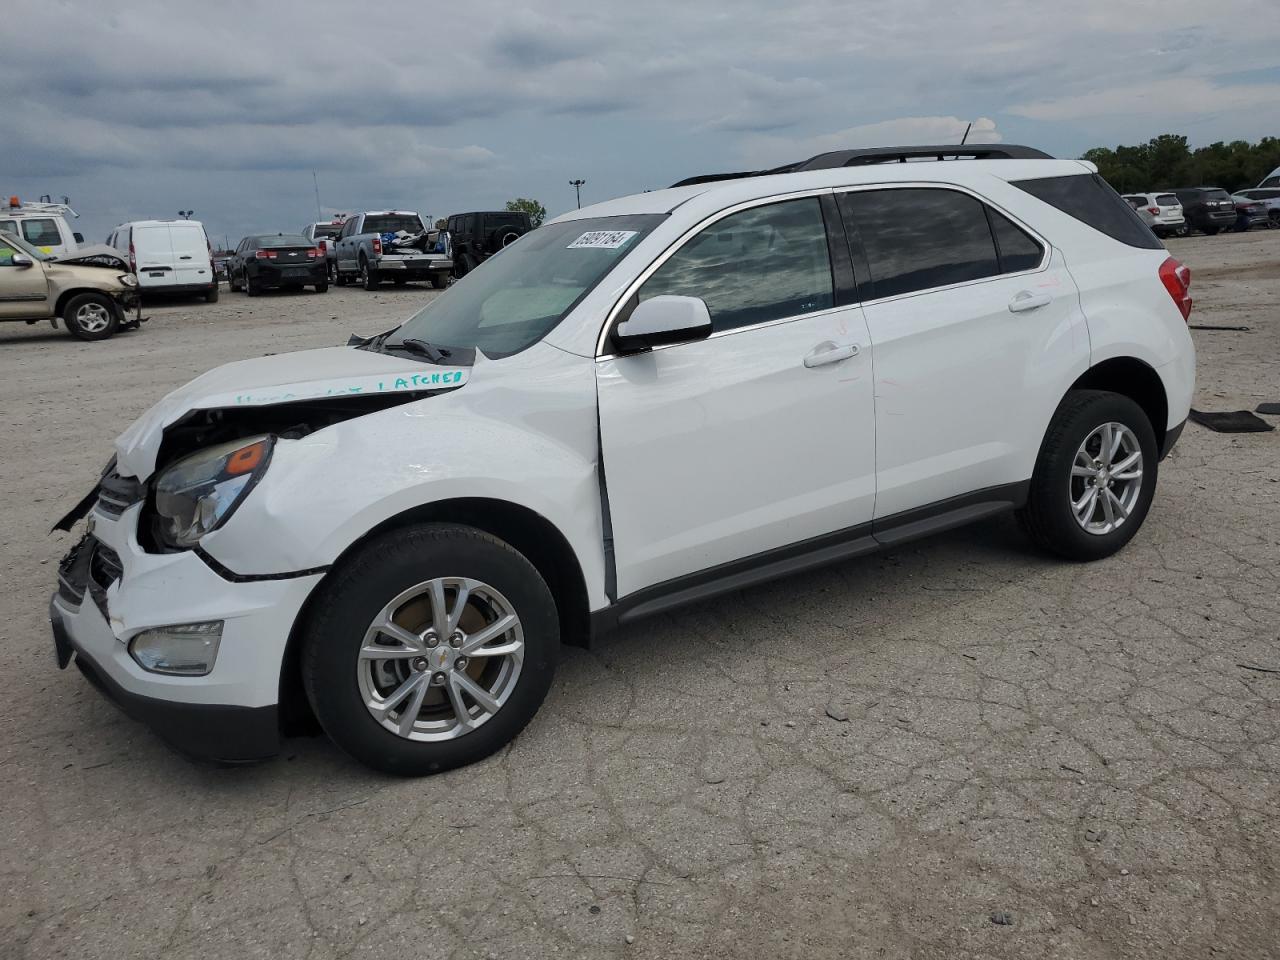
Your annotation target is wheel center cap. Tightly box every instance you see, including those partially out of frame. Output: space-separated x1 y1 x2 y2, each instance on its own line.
433 647 452 670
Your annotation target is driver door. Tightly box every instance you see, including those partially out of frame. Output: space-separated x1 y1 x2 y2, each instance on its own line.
0 237 51 318
596 194 877 598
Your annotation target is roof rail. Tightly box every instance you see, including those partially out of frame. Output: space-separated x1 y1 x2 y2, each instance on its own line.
670 143 1054 188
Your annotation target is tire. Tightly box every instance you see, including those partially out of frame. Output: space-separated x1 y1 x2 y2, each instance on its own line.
302 524 560 775
431 272 448 289
1017 390 1158 562
62 293 120 341
244 271 259 297
315 281 329 293
205 284 219 303
228 269 242 293
327 261 338 283
1204 227 1219 236
361 259 379 291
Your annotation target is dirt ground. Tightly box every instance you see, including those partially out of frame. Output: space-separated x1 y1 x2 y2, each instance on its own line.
2 234 1278 959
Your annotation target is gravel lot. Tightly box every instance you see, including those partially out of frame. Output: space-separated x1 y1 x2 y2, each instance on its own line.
3 234 1278 959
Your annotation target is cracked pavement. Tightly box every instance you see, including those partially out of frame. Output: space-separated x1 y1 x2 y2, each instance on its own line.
2 233 1278 958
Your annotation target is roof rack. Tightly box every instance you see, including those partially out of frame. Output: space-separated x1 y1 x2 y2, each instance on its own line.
670 143 1053 188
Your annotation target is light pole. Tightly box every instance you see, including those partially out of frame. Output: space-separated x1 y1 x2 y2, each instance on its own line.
569 179 586 209
178 209 193 220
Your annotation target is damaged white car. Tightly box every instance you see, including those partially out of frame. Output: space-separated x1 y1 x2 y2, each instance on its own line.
50 144 1195 774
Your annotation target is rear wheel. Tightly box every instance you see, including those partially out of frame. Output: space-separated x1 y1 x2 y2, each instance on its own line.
302 524 560 775
1018 390 1157 561
205 284 219 303
431 272 448 289
361 259 379 291
244 271 259 296
228 269 242 292
1204 226 1219 236
63 293 120 341
315 281 329 293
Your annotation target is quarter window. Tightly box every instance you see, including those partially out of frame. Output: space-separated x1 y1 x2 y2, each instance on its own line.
989 210 1044 273
638 197 834 333
839 188 999 299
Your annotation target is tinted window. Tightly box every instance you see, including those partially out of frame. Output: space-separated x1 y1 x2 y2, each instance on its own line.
1156 194 1178 206
258 234 310 248
312 224 342 239
1012 174 1162 250
639 197 833 333
1262 176 1280 188
0 221 16 237
840 188 999 299
363 214 423 234
990 210 1044 273
485 213 528 229
22 218 61 246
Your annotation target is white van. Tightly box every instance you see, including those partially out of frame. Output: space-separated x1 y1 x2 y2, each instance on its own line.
107 220 218 302
0 198 84 259
1259 166 1280 188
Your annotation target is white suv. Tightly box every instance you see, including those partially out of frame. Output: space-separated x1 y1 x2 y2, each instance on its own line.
49 144 1196 774
1122 192 1185 237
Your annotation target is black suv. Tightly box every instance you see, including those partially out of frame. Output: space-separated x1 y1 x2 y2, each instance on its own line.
1171 188 1237 236
445 211 533 277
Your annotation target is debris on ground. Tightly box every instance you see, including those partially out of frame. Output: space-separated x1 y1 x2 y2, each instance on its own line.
991 911 1014 926
1188 409 1274 433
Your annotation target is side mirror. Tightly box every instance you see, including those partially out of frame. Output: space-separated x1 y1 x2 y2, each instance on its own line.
11 253 34 268
613 295 712 353
73 232 85 244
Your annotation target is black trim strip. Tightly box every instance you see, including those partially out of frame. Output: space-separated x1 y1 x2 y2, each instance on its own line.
1160 419 1185 460
195 545 328 583
591 481 1029 638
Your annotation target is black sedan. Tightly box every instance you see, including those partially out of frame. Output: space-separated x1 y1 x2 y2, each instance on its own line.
227 234 328 295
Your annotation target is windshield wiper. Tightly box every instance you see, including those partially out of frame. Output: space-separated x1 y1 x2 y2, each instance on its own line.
395 338 454 363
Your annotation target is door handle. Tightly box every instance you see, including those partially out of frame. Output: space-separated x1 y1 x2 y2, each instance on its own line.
803 341 860 368
1008 290 1052 313
179 255 192 260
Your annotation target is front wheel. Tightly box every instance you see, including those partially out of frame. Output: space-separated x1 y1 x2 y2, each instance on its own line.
63 293 120 341
302 524 560 775
1018 390 1158 561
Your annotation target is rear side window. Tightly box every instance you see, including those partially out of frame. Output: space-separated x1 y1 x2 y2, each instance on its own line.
640 197 834 333
1012 174 1162 250
838 188 999 299
989 211 1044 273
22 218 61 246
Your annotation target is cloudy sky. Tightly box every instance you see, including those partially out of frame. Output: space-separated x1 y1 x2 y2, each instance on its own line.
7 0 1280 246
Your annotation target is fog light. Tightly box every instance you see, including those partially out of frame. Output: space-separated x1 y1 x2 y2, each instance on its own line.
129 621 222 676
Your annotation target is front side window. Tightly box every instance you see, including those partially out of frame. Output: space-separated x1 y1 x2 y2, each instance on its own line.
0 238 17 266
839 188 999 299
638 197 834 333
22 218 61 246
0 221 16 238
387 214 662 359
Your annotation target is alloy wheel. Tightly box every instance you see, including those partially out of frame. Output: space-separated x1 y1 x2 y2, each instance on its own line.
74 302 112 334
1070 422 1144 535
357 577 525 741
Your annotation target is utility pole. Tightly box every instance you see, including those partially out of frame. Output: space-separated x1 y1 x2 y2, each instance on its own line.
178 210 193 220
569 179 586 209
312 171 323 222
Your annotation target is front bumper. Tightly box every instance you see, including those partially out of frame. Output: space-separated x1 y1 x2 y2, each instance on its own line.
49 500 324 762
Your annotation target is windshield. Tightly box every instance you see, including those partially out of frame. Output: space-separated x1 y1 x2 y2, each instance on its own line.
385 214 663 359
363 214 424 235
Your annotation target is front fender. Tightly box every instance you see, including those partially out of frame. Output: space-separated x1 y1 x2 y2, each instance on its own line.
199 344 610 607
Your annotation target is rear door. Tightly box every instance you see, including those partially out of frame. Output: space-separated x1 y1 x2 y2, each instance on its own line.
597 193 878 597
838 186 1088 521
168 222 212 288
0 235 51 317
133 224 177 290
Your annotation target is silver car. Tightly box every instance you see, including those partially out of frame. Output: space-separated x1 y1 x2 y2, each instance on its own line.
1122 193 1185 237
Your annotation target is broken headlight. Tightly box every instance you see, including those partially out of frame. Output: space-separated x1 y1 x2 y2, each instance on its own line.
152 435 273 549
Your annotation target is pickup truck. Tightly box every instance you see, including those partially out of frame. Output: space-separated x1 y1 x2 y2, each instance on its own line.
332 211 452 290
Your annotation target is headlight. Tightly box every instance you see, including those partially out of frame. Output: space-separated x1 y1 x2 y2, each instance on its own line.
152 435 273 549
118 273 139 288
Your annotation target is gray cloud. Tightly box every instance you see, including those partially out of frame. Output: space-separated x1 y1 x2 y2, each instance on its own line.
6 0 1278 245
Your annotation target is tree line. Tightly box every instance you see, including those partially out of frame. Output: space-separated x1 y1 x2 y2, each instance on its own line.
1083 135 1280 194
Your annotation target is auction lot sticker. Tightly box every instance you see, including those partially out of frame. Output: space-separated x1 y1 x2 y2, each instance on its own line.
568 230 638 249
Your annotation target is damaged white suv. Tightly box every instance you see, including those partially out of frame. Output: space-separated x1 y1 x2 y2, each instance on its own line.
50 145 1196 774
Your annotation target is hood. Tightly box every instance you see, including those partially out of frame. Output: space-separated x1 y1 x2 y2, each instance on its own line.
51 244 131 271
115 346 472 478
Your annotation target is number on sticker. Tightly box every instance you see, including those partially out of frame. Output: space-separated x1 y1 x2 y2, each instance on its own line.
567 231 638 250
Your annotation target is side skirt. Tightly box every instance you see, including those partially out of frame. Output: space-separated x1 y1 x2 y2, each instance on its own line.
589 481 1028 639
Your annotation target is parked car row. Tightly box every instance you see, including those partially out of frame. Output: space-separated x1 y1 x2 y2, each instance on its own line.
1123 185 1279 237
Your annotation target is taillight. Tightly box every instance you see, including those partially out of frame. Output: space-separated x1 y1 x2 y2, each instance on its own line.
307 248 321 259
371 237 382 256
317 239 327 253
1147 207 1159 215
1159 256 1192 322
255 250 277 260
